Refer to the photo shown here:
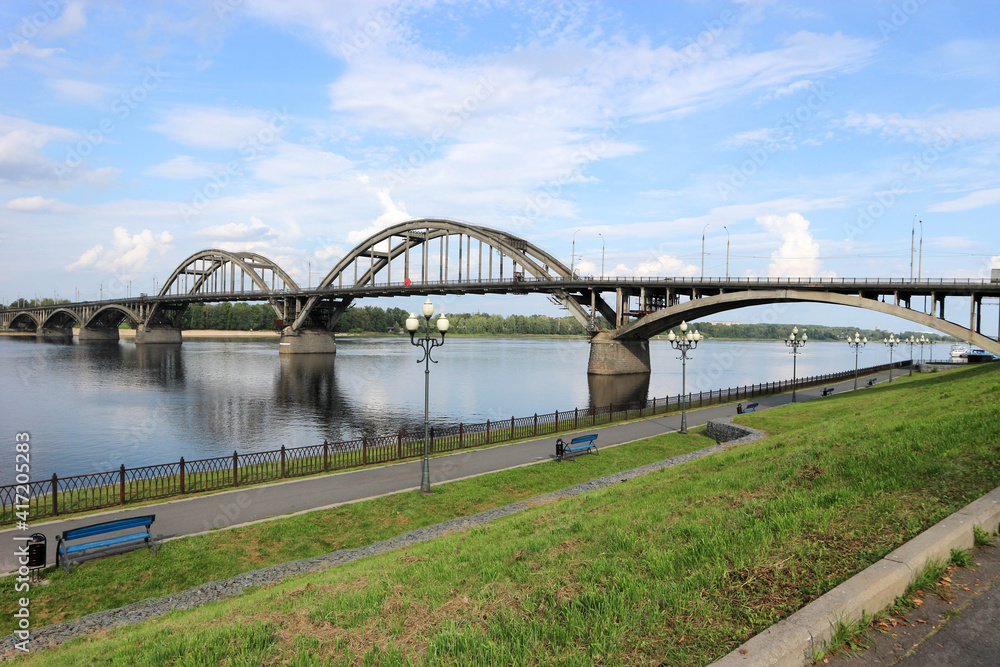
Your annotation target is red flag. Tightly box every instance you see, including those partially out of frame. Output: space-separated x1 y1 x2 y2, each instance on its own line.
404 277 412 286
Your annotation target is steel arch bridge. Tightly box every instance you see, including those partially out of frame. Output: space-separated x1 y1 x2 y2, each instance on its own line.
2 218 999 373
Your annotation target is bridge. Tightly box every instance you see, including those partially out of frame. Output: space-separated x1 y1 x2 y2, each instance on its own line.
3 218 999 375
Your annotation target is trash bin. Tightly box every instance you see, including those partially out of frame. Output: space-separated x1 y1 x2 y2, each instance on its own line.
27 533 46 571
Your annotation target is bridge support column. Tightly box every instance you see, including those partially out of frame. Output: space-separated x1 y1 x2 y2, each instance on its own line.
135 325 182 345
278 327 336 354
587 333 651 375
78 326 120 343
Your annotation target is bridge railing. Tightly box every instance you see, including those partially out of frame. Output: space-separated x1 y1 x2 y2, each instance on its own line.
0 360 911 525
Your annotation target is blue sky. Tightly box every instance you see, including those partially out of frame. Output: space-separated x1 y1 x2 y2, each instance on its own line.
1 0 998 332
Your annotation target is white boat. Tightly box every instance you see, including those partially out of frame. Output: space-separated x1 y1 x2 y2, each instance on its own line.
950 344 969 358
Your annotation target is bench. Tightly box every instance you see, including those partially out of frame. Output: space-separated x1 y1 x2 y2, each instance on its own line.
55 514 157 573
743 402 759 413
867 378 878 387
556 434 598 461
821 387 835 396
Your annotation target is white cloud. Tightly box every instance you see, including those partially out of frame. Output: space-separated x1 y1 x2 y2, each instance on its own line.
756 212 831 277
249 144 353 185
5 196 59 211
149 107 287 150
841 107 1000 143
614 254 698 278
46 78 109 105
0 115 79 184
47 0 88 37
145 156 224 180
66 227 174 273
346 188 412 244
196 217 273 242
928 187 1000 213
0 42 64 67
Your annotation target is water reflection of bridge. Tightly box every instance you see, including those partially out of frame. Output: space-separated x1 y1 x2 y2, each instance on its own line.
3 218 999 374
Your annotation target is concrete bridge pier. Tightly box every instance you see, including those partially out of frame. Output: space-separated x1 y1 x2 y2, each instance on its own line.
78 326 120 343
278 327 336 354
135 325 182 345
587 333 651 375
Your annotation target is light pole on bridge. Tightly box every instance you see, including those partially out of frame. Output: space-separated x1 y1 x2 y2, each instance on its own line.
598 232 605 279
723 225 730 279
405 298 449 494
667 321 702 434
701 223 709 279
785 326 807 402
571 229 581 277
848 332 866 390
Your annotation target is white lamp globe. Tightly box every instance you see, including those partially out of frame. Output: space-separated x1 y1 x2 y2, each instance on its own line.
405 313 419 332
436 313 450 333
421 298 434 318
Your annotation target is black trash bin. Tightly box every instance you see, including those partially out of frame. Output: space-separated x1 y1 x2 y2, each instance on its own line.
27 533 46 574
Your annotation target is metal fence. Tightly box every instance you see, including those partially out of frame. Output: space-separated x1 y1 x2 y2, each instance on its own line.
0 360 909 525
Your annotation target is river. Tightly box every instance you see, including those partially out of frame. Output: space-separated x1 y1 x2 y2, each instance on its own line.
0 335 911 484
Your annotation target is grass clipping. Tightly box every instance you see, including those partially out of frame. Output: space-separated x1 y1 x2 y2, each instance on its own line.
14 364 1000 666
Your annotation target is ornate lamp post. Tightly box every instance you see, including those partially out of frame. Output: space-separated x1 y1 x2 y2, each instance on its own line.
785 326 807 402
884 333 901 383
905 335 916 376
405 298 449 494
666 321 702 434
848 332 867 390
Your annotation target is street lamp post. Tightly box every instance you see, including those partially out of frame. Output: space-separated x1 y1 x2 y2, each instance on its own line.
905 335 916 376
848 332 867 390
666 321 702 434
405 298 450 494
884 334 901 383
785 326 807 402
910 215 917 282
917 335 929 365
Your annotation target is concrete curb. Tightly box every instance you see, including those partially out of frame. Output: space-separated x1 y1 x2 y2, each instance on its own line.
710 485 1000 667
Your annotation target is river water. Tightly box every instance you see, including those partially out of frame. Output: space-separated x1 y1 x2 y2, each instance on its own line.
0 335 910 484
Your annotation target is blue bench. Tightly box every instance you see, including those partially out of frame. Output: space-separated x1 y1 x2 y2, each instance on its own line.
744 402 759 413
556 434 598 461
55 514 157 573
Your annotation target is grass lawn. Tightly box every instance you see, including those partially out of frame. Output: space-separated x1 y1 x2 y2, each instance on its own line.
0 431 712 637
7 364 1000 666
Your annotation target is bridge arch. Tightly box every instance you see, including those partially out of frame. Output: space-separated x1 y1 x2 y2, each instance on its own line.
7 312 41 331
41 308 81 330
289 218 601 332
83 304 141 329
614 289 1000 356
150 249 300 324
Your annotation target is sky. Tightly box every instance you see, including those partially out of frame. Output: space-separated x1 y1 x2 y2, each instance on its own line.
1 0 998 333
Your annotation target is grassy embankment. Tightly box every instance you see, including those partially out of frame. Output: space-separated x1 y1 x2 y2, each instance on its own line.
7 364 1000 666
